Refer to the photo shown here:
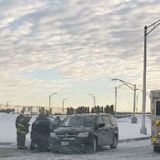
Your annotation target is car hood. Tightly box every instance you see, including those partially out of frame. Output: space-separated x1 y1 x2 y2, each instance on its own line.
54 126 94 135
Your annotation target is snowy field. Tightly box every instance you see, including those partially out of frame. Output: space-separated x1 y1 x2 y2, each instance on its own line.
118 115 151 140
0 113 151 144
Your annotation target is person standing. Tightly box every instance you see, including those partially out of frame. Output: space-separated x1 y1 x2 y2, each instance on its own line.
16 110 30 149
36 112 51 151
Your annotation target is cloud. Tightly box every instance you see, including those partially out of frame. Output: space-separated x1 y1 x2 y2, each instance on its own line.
0 0 160 106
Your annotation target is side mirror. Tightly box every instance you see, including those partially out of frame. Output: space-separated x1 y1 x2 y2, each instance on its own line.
98 123 105 128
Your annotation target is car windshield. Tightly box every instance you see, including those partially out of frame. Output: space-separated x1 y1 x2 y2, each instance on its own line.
60 115 95 127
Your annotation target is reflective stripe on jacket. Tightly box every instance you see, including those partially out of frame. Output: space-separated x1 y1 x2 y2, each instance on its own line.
16 115 30 134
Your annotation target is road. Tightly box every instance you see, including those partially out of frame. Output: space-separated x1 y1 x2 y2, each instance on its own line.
0 140 159 160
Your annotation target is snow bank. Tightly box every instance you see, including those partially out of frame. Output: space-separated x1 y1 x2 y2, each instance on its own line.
0 113 37 144
0 113 17 143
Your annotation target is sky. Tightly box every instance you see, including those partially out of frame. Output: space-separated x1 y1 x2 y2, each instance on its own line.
0 0 160 112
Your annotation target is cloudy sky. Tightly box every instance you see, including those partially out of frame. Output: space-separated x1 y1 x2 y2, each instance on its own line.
0 0 160 112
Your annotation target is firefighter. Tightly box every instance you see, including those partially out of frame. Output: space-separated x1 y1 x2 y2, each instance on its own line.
16 110 30 149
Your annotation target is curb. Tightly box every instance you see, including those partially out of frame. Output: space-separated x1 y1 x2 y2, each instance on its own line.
0 137 150 146
119 136 150 143
0 143 12 146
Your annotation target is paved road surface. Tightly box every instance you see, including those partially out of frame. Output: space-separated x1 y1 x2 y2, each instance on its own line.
0 140 159 160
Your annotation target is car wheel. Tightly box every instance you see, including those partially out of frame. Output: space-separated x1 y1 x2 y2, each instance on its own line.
90 137 98 152
153 145 160 152
110 136 118 149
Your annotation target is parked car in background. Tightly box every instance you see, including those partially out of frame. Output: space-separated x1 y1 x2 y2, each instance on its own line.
50 113 118 153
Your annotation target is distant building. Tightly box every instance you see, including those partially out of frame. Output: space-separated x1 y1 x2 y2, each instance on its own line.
0 103 67 114
14 106 44 114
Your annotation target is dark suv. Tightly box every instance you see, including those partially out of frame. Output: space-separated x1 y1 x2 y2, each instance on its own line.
50 113 118 153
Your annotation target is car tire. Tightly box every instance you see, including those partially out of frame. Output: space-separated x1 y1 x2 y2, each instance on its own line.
110 136 118 149
90 137 98 152
153 145 160 152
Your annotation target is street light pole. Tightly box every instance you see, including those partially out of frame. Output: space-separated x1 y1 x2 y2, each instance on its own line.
49 92 57 114
88 94 96 108
115 86 117 116
136 95 139 113
49 95 51 110
133 84 136 117
114 84 124 116
112 78 137 123
62 99 67 114
93 96 96 107
6 101 10 109
141 20 160 135
140 26 147 135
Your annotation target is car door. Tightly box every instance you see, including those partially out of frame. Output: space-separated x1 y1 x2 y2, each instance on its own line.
103 115 113 145
97 116 106 146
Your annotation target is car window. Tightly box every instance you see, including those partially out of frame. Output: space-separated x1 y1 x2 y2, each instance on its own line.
103 116 111 126
156 101 160 115
98 116 104 124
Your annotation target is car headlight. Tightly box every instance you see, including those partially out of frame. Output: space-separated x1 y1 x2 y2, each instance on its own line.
77 132 89 137
50 132 56 138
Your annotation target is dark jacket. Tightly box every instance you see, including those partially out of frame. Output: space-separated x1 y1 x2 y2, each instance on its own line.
16 114 30 134
35 115 51 134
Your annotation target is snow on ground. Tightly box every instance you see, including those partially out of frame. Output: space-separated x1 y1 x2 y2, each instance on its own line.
0 113 151 144
0 113 17 143
118 115 151 140
0 113 37 144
